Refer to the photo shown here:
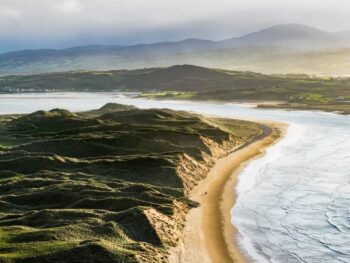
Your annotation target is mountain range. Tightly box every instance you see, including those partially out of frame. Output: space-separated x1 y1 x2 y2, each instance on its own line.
1 24 350 75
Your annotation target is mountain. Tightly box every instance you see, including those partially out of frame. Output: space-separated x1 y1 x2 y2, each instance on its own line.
0 38 215 60
1 24 350 75
220 24 350 50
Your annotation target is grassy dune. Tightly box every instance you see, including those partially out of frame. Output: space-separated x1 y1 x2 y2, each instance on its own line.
0 104 261 262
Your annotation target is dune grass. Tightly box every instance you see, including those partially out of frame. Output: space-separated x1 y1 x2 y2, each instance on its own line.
0 103 261 262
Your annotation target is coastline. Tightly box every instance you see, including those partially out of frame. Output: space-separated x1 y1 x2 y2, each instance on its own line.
169 120 287 263
139 96 350 116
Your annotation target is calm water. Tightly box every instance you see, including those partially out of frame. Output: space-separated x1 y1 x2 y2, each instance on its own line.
1 93 350 263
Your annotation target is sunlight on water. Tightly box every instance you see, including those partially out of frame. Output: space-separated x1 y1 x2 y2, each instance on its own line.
1 93 350 262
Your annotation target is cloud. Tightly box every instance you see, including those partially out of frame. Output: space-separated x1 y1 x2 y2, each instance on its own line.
57 0 82 14
0 8 20 19
0 0 349 52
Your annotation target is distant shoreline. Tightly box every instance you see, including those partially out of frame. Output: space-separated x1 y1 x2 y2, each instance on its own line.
169 120 287 263
0 91 349 115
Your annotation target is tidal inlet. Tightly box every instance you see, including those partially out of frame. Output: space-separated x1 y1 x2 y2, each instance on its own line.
1 1 350 263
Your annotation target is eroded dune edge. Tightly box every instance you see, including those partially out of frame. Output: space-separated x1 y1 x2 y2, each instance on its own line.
169 120 287 263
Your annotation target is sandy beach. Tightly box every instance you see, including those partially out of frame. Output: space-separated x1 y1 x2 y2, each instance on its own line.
169 121 287 263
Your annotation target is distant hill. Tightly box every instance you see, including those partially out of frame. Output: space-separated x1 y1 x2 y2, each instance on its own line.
1 24 350 75
2 64 350 113
0 65 260 92
219 24 350 50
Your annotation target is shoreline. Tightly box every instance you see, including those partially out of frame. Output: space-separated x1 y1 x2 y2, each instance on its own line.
169 120 287 263
138 96 350 116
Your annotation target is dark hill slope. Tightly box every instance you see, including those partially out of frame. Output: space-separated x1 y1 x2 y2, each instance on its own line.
2 65 350 113
0 65 236 92
0 64 298 94
0 104 261 262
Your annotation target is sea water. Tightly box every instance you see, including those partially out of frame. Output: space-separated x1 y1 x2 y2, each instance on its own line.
1 93 350 262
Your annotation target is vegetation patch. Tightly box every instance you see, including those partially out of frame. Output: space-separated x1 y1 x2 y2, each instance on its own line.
140 92 196 100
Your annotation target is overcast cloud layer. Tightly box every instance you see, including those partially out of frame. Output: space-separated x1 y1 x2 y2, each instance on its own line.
1 0 350 52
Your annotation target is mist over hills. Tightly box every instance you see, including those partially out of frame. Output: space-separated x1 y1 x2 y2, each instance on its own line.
1 24 350 76
220 24 350 50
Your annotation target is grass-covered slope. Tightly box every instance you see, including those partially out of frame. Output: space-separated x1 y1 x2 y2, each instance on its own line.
0 104 262 262
1 65 350 114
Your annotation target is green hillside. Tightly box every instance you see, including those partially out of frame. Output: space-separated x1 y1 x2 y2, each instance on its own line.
1 65 350 114
0 104 261 262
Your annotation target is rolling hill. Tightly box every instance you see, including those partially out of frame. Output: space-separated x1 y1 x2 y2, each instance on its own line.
1 24 350 75
2 64 350 113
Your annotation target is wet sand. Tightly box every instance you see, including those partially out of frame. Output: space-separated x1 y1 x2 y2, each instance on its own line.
169 121 287 263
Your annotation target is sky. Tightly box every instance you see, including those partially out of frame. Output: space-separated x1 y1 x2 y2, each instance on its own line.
1 0 350 53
